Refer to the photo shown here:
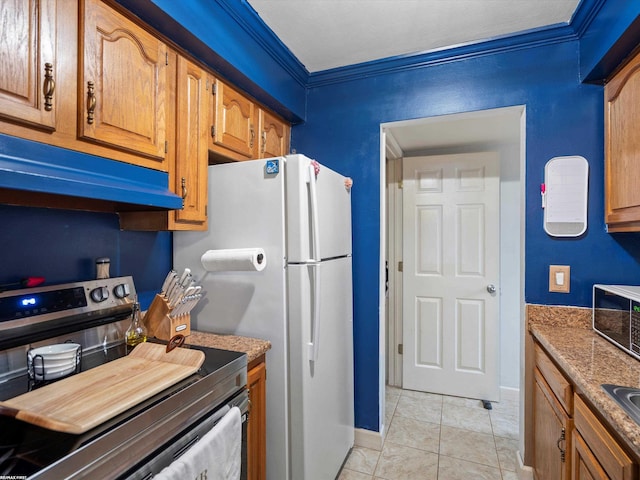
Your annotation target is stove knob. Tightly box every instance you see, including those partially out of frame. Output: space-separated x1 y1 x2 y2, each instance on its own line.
113 283 131 299
90 286 109 303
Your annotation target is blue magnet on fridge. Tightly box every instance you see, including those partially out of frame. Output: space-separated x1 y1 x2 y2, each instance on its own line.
265 159 279 174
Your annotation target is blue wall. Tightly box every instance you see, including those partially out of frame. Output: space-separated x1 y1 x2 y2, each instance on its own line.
292 38 640 431
0 205 171 309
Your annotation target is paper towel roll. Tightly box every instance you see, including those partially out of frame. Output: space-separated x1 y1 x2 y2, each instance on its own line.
201 248 267 272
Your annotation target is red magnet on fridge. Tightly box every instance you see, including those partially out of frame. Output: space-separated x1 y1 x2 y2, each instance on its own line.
0 276 46 292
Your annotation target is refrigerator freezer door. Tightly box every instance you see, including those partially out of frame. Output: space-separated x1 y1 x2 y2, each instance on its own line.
285 154 352 262
173 159 291 480
287 257 355 480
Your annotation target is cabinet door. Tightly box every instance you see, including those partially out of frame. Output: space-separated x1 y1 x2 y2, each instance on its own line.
258 109 289 158
0 0 57 130
210 79 256 160
574 395 635 480
80 0 167 165
174 57 208 225
573 430 609 480
247 359 266 480
605 50 640 231
534 369 572 480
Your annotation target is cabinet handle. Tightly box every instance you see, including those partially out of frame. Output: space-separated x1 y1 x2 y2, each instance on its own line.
87 81 96 124
556 427 566 463
261 131 266 154
250 126 255 149
181 177 188 200
43 63 55 112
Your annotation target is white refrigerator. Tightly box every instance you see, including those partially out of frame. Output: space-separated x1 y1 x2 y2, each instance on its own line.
173 154 354 480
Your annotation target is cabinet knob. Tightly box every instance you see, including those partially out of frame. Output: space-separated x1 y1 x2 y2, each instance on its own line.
250 126 255 149
43 63 55 112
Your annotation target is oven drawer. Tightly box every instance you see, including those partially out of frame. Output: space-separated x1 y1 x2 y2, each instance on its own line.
125 388 249 480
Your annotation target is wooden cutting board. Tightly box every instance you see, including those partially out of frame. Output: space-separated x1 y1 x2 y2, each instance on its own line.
0 342 205 434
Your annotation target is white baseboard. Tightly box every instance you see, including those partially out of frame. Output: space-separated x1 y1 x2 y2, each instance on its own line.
517 450 533 480
500 385 520 403
354 427 384 451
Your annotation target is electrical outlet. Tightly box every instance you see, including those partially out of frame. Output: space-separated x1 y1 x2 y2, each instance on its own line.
549 265 570 293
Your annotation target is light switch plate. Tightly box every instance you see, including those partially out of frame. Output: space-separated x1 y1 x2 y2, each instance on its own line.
549 265 570 293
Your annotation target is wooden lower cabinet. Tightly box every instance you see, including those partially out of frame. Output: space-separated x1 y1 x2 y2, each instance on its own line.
247 355 266 480
572 395 635 480
530 338 638 480
573 429 609 480
534 368 572 480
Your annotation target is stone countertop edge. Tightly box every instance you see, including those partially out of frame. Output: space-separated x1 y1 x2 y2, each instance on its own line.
530 321 640 459
186 330 271 365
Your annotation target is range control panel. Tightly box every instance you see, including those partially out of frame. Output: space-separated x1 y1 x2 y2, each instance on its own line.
0 277 136 327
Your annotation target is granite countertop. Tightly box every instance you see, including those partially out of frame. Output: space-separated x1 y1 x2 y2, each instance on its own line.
530 322 640 459
186 330 271 365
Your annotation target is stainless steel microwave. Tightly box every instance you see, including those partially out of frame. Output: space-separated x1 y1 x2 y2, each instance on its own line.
593 284 640 360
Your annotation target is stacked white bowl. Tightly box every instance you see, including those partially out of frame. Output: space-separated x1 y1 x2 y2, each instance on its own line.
28 343 81 380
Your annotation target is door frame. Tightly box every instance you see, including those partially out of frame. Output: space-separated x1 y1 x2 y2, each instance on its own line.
380 105 526 426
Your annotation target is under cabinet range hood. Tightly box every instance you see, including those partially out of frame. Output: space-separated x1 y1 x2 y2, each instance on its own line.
0 134 182 212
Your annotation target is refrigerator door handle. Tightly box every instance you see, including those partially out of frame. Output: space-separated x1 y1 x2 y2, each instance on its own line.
307 263 321 362
307 163 321 262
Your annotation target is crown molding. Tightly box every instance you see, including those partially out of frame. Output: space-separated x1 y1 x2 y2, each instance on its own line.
217 0 310 87
230 0 602 88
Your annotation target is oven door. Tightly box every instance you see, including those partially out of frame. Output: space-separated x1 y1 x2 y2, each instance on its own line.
124 388 249 480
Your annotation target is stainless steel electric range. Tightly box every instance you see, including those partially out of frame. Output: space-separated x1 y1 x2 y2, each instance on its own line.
0 276 247 479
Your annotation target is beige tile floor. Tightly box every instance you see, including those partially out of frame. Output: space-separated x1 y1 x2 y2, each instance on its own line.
338 386 520 480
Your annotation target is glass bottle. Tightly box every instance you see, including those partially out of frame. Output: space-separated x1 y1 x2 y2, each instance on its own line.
125 301 147 348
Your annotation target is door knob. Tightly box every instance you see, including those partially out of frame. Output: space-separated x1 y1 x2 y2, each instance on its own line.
487 284 497 294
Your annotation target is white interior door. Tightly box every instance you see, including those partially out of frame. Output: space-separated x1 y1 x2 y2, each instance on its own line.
402 152 500 400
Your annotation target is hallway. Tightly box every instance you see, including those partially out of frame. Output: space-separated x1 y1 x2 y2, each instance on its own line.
338 386 520 479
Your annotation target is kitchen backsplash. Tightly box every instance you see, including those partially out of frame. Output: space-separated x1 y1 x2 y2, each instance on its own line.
527 304 591 329
0 204 170 309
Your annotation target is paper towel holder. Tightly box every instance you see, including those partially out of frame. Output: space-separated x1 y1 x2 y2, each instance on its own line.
200 247 267 272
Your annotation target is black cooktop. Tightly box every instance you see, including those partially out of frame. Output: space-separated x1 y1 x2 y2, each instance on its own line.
0 340 243 401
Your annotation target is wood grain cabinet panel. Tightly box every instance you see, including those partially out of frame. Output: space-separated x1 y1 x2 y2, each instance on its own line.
119 53 208 231
209 78 257 161
573 395 636 480
247 356 266 480
534 368 573 480
258 109 289 158
605 49 640 231
573 429 609 480
80 0 168 167
0 0 57 130
172 56 208 226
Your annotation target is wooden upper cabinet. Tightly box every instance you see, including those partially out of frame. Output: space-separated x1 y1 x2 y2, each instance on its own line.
259 109 289 159
209 78 257 161
0 0 57 130
80 0 168 167
605 49 640 231
173 56 208 226
119 53 208 231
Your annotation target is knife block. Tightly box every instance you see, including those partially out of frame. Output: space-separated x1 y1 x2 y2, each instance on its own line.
143 294 191 341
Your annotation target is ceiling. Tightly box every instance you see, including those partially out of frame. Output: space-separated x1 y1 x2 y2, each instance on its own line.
247 0 582 73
